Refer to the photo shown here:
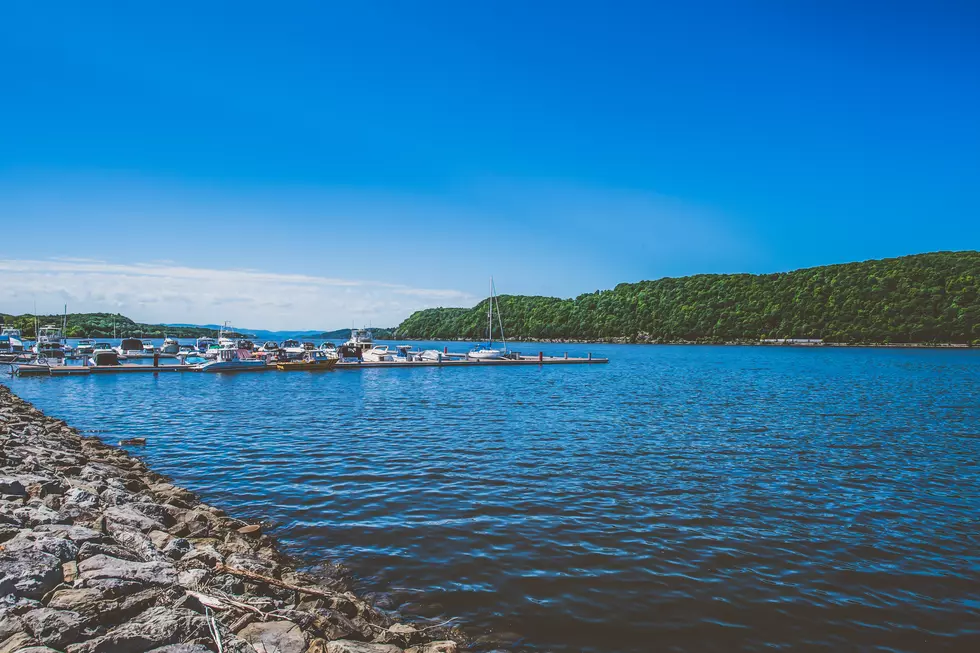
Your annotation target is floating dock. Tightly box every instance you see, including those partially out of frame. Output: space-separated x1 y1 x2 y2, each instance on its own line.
9 353 608 377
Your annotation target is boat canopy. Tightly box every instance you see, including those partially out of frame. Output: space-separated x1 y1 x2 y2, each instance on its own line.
120 338 142 351
93 350 120 366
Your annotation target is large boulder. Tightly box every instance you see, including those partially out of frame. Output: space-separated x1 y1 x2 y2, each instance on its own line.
326 642 404 653
238 620 308 653
20 607 84 648
0 548 62 599
64 606 208 653
78 554 177 586
103 505 164 533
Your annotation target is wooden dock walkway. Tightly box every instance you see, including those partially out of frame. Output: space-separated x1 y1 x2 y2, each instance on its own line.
11 354 608 377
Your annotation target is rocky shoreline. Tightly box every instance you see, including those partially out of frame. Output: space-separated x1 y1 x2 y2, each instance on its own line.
0 383 468 653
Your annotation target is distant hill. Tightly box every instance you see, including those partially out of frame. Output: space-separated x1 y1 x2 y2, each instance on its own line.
394 251 980 344
314 328 395 340
0 312 396 341
0 313 224 339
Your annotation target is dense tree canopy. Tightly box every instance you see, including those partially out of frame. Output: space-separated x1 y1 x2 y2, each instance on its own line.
395 252 980 344
0 313 228 339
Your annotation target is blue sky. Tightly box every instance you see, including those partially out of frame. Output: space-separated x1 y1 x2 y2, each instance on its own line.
1 1 978 329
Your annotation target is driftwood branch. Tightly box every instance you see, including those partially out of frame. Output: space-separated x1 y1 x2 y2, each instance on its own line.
214 564 344 600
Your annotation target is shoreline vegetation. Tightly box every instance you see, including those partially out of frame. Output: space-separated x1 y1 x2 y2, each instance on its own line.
396 251 980 345
4 251 979 347
0 384 468 653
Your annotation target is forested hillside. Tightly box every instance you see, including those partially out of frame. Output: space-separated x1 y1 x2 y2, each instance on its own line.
395 252 980 344
0 313 224 339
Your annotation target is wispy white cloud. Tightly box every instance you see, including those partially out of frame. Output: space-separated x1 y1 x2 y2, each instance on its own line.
0 258 476 330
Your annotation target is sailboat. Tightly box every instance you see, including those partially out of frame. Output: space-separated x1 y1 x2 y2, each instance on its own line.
468 277 507 360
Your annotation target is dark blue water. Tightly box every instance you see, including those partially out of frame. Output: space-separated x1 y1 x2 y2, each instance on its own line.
7 344 980 652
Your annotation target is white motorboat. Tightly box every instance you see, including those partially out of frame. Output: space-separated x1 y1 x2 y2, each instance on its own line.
419 349 445 362
196 336 216 353
160 336 180 354
280 339 305 360
0 327 25 353
468 277 508 360
339 328 376 359
195 347 267 373
142 341 156 354
74 339 96 355
258 341 280 353
362 345 394 362
33 325 68 364
117 338 145 357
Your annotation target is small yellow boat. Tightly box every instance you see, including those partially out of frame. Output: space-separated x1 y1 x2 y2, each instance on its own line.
276 351 339 371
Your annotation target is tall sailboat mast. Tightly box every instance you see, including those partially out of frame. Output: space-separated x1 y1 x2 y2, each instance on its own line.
488 276 494 347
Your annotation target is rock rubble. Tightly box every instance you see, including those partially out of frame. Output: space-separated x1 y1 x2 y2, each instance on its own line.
0 384 467 653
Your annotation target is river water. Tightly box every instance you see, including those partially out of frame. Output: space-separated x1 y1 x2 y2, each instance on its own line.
6 343 980 651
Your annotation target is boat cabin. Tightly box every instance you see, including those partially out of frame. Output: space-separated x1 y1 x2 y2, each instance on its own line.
92 350 120 366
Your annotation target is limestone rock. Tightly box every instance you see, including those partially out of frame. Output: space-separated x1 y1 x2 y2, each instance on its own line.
0 548 62 599
0 632 39 653
238 620 308 653
103 505 164 533
406 642 458 653
64 606 208 653
78 554 177 586
326 641 404 653
21 607 84 648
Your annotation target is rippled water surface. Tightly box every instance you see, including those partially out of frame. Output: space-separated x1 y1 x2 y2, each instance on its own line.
7 344 980 651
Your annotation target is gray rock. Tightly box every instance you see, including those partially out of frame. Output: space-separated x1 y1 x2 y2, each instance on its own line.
0 478 26 496
180 544 223 567
162 537 190 560
145 645 212 653
35 523 104 543
326 641 404 653
0 548 61 599
61 487 102 513
78 554 177 586
176 568 210 590
16 647 63 653
46 587 105 614
78 540 142 562
373 623 420 647
13 504 67 527
225 552 277 576
0 632 39 653
103 505 164 532
108 525 168 562
2 530 79 562
0 612 25 642
81 577 145 596
128 501 177 527
238 620 308 653
21 607 83 648
64 606 208 653
405 643 458 653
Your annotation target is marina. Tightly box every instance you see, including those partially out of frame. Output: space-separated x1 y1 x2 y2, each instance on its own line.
2 320 609 377
7 351 608 376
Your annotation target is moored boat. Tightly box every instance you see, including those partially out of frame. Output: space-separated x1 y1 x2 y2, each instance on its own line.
276 350 339 371
195 347 266 373
196 336 216 353
362 345 394 362
160 336 180 354
0 327 25 353
75 339 96 355
116 338 144 356
468 277 508 360
33 325 68 365
280 339 305 360
339 328 375 359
